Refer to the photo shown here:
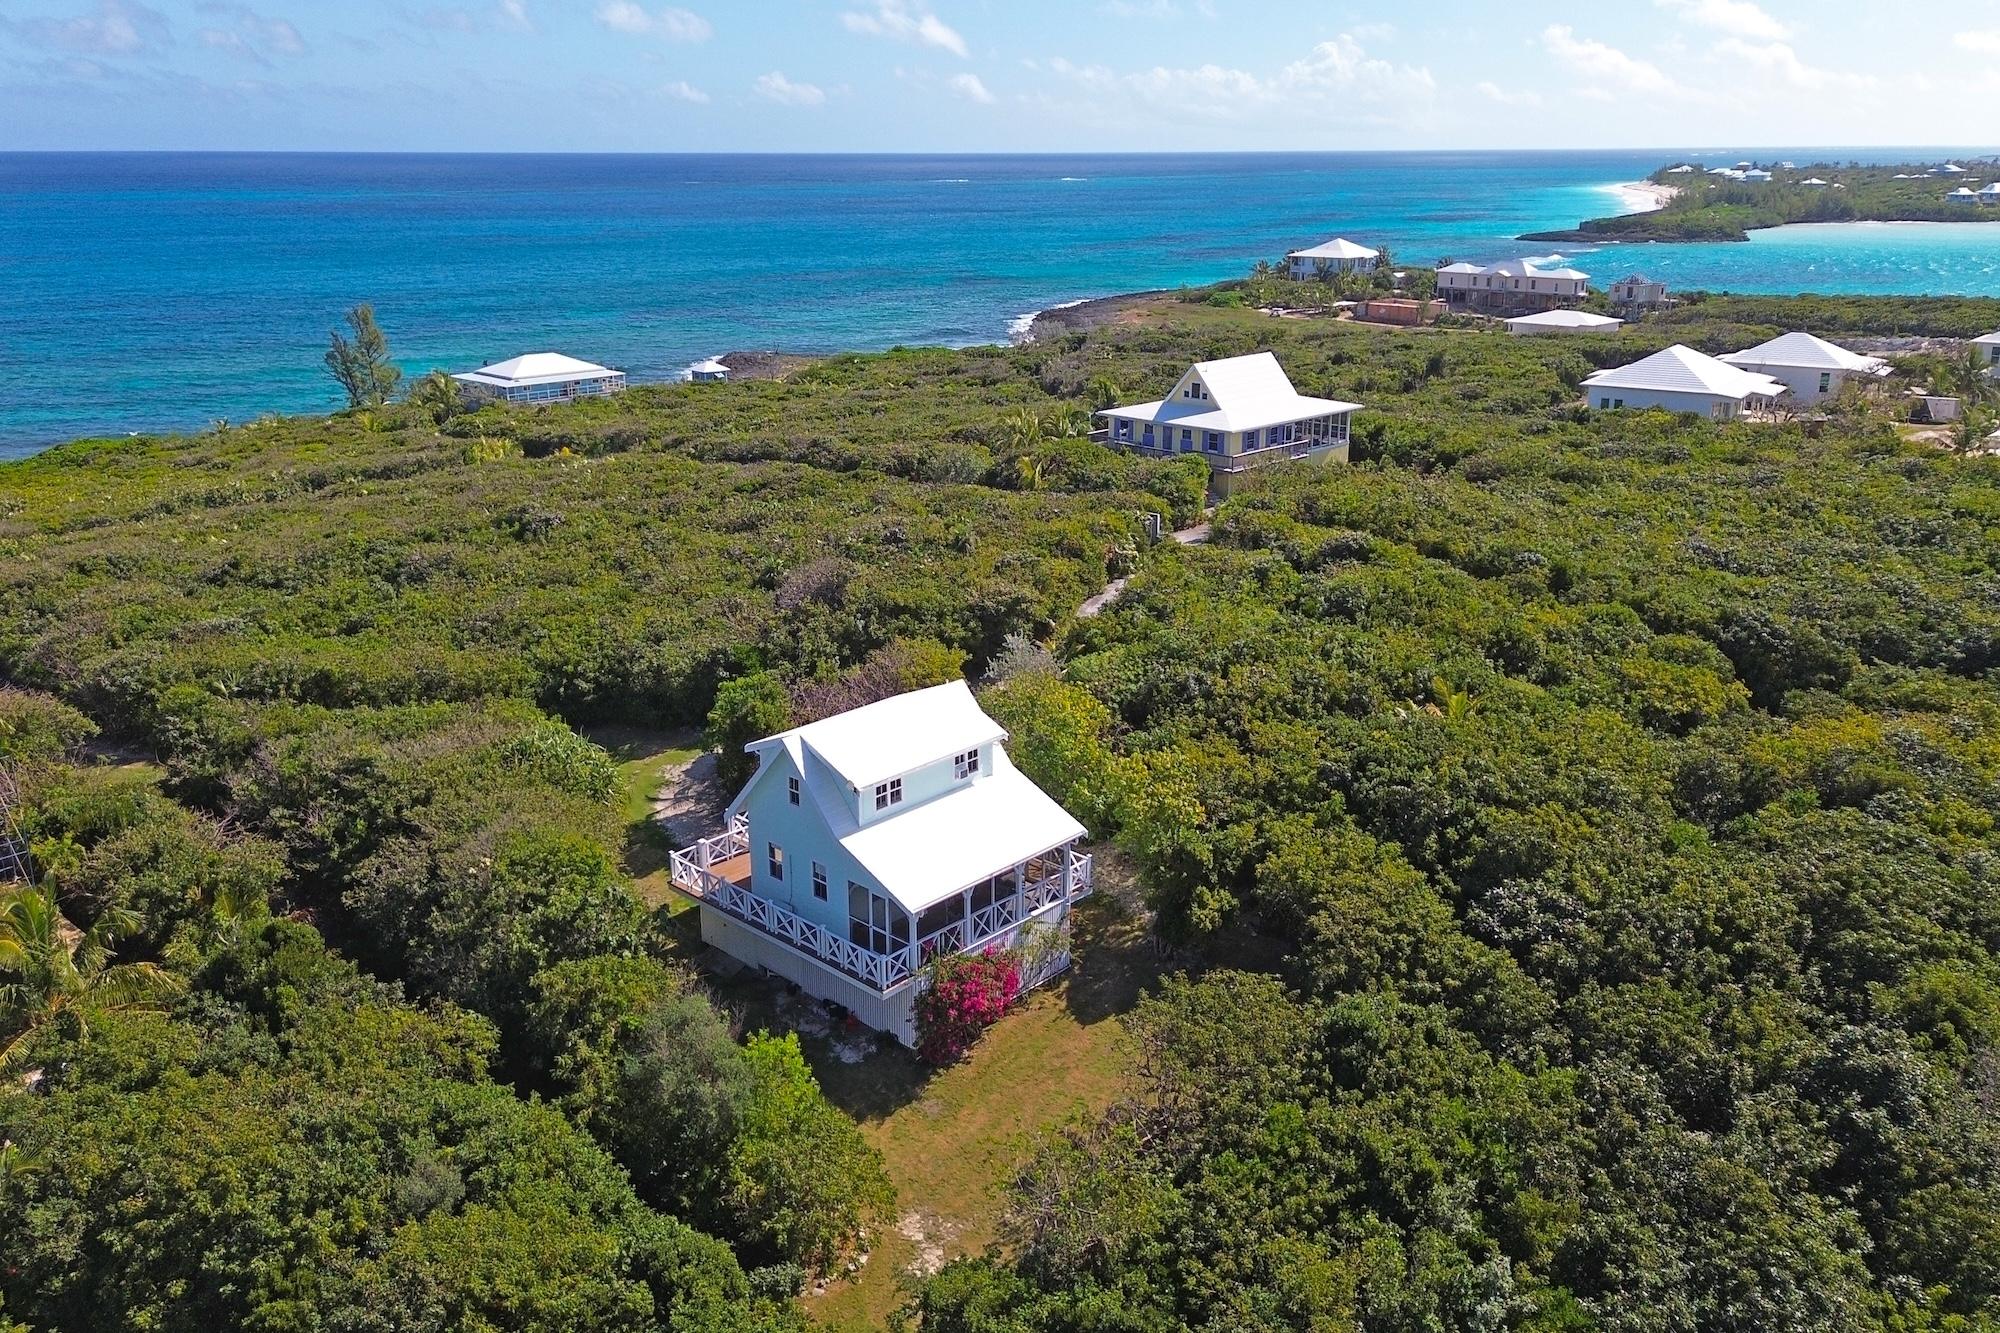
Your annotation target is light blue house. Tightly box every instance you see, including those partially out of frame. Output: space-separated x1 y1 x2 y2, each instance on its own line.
670 681 1093 1044
1095 351 1363 497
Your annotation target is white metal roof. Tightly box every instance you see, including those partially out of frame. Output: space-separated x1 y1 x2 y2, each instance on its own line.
454 352 620 387
1800 178 1830 186
1973 331 2000 347
1098 351 1362 434
1448 259 1589 282
1288 237 1380 261
1982 184 2000 195
838 746 1086 912
759 680 1004 793
1438 262 1483 274
690 358 730 374
1583 344 1788 401
1950 187 1980 198
1721 331 1889 375
1507 310 1624 331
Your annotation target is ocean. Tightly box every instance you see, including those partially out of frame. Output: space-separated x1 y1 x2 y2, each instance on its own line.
1 148 1995 456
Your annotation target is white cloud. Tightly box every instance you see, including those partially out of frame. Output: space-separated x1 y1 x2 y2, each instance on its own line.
195 3 304 57
754 70 826 106
949 71 994 103
1955 29 2000 55
1656 0 1790 40
1039 33 1432 126
1540 24 1681 97
841 1 967 58
1475 80 1540 107
2 0 170 56
661 79 708 102
1711 37 1875 92
595 3 711 41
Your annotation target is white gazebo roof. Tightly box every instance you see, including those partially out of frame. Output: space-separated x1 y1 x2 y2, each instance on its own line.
454 352 620 388
1721 331 1890 375
1506 309 1624 331
1289 237 1379 261
690 358 731 375
1583 345 1788 401
1098 351 1362 435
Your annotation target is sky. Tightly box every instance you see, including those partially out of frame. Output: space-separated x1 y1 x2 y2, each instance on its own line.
3 0 1999 153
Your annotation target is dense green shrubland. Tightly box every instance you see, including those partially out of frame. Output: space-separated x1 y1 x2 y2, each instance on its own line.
8 301 2000 1329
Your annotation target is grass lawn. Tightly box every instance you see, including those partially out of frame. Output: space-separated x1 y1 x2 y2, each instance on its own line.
584 722 703 910
798 887 1159 1331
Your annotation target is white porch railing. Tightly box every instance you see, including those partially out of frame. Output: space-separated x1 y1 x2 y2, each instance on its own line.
669 824 1095 994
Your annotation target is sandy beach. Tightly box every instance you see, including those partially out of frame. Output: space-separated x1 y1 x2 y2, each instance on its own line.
1606 180 1679 214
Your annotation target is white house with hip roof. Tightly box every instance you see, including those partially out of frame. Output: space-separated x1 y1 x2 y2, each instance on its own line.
1974 331 2000 377
669 681 1093 1045
1583 344 1787 419
1436 259 1590 313
1720 331 1890 404
1286 237 1381 279
1095 351 1363 496
453 352 626 405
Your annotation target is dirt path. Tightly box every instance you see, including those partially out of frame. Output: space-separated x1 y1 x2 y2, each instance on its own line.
1076 520 1210 620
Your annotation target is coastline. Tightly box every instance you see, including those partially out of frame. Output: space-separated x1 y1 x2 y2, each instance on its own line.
1605 179 1678 214
1015 289 1173 343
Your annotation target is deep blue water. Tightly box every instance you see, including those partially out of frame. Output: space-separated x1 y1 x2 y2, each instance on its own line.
1 148 1994 455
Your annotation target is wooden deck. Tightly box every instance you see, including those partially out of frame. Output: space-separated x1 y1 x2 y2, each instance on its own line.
707 850 752 888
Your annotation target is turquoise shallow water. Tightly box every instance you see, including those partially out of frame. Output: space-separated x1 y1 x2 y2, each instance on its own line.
0 148 1994 455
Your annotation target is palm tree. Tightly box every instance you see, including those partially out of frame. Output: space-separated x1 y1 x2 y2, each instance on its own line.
1000 406 1045 455
1049 406 1094 440
407 369 464 425
1013 452 1048 492
0 882 182 1076
1085 375 1122 411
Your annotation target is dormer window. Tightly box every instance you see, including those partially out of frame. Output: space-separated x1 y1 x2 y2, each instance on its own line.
874 778 903 811
954 748 980 780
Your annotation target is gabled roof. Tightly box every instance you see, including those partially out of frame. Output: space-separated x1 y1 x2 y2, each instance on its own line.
1098 351 1363 434
1289 237 1379 261
1507 309 1623 330
454 352 620 387
733 682 1086 913
1583 344 1788 401
1720 331 1889 375
838 747 1085 912
754 680 1003 794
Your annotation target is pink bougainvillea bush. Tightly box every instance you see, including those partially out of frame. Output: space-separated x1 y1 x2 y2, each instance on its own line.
914 946 1023 1064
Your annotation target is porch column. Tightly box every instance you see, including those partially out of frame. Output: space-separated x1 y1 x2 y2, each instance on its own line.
1012 860 1028 927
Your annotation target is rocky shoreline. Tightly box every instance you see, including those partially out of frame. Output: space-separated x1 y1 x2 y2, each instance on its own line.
1018 289 1173 343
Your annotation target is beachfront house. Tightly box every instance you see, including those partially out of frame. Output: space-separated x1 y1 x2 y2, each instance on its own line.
1743 168 1774 183
1609 274 1670 309
669 681 1093 1046
1096 351 1362 496
1435 259 1589 315
1981 184 2000 205
1975 332 2000 376
1583 345 1787 420
453 352 625 405
689 358 731 383
1949 187 1981 206
1721 331 1890 405
1506 309 1623 337
1287 237 1381 280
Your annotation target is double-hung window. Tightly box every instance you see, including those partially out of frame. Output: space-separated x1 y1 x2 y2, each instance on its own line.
811 862 828 901
787 776 800 806
766 842 785 881
874 778 903 811
954 748 980 780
